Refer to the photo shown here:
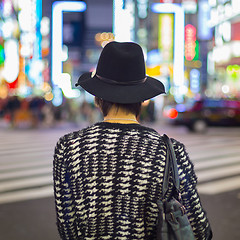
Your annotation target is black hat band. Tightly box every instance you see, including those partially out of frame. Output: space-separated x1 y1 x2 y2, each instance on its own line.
96 74 147 86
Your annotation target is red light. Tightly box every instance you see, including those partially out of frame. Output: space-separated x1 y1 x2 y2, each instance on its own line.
185 24 197 61
168 108 178 119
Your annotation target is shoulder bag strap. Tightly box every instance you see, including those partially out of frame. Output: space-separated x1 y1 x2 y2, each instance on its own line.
162 134 180 198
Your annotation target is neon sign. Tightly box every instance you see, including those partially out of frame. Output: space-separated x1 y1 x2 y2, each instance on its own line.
185 24 196 61
198 0 212 40
2 39 19 83
160 0 173 3
158 14 173 62
151 3 185 103
137 0 148 19
113 0 135 42
190 69 200 93
51 1 86 106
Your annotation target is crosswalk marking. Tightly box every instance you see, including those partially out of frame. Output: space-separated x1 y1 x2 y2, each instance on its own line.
197 164 240 182
1 126 240 204
0 166 52 180
185 139 240 150
0 186 53 204
197 176 240 195
0 159 51 171
0 129 65 204
0 138 55 146
1 152 52 163
194 155 240 170
1 146 54 155
0 176 52 192
190 146 240 161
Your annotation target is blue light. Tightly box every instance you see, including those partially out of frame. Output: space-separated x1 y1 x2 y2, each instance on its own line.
52 86 63 107
198 0 212 40
52 1 86 11
151 3 181 13
176 104 186 113
146 49 162 67
190 69 200 94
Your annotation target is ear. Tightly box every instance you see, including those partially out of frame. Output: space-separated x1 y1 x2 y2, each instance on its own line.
94 97 101 108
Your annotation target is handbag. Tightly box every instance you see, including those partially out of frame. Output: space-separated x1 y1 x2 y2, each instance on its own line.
156 134 195 240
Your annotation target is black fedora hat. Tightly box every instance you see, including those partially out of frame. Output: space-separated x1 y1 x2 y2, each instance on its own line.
76 41 165 103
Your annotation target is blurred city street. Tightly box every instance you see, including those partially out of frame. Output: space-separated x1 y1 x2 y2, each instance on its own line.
1 0 240 239
0 122 240 240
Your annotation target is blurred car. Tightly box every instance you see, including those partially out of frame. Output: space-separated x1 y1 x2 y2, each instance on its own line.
163 98 240 132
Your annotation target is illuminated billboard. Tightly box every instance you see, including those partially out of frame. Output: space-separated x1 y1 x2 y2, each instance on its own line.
151 3 185 103
113 0 135 42
158 14 174 63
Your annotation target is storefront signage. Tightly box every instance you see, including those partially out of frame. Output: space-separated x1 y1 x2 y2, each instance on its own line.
215 21 231 46
212 41 240 63
209 0 240 27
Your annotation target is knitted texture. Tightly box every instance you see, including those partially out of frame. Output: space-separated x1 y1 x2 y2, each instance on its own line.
53 122 211 240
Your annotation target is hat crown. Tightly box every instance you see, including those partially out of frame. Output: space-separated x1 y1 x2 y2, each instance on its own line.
76 41 165 104
96 42 146 83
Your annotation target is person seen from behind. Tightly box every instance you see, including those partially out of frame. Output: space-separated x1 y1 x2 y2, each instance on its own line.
53 41 212 239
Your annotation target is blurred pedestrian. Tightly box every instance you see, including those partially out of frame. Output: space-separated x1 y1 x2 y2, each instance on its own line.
53 41 212 239
5 96 20 127
42 102 55 127
29 96 45 127
14 98 33 128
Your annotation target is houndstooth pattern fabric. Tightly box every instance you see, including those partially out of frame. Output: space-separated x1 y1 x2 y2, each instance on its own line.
53 122 211 240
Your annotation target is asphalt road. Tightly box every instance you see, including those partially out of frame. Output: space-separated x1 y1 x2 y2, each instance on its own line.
0 122 240 240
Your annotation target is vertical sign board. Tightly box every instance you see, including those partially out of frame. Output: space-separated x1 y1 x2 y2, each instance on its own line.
190 69 200 93
158 13 174 63
198 0 212 92
51 1 86 106
198 0 212 41
151 3 185 103
30 0 43 88
113 0 135 42
185 24 196 61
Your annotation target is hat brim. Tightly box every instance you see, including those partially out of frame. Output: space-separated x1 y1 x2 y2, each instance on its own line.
76 72 166 103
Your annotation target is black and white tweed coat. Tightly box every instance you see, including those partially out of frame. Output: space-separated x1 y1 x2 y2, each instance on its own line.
53 122 212 240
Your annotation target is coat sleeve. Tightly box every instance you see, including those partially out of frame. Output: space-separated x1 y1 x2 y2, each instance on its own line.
173 140 213 240
53 137 79 239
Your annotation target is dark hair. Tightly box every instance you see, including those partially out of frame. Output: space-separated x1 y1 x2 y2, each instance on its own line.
95 97 142 117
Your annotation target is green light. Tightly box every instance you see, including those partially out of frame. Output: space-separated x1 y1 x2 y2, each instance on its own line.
226 65 240 82
194 40 199 60
0 44 5 65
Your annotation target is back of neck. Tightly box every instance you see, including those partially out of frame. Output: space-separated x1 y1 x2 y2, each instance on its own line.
103 107 139 124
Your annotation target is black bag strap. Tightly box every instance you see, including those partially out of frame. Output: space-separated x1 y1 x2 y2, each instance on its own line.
162 134 180 198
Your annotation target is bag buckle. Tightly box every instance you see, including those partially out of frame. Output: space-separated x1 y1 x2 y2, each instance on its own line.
170 212 175 222
180 206 186 215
